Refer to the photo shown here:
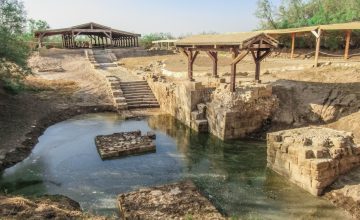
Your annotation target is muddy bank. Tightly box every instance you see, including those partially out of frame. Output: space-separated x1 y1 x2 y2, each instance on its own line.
0 194 106 219
0 104 115 172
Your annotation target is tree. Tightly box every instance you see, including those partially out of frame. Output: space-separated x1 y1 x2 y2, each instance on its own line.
0 0 31 82
140 32 174 49
256 0 360 29
255 0 278 29
23 19 50 41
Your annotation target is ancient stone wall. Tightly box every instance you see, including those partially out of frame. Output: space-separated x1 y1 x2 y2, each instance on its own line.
146 75 213 127
267 127 360 196
112 48 173 59
145 73 278 140
207 82 278 140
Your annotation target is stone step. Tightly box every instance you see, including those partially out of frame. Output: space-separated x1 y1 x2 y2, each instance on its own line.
127 103 160 109
114 97 126 103
122 94 156 99
113 90 123 96
120 81 148 86
126 100 159 105
117 103 128 110
122 90 154 95
121 88 151 92
124 97 157 102
120 85 150 89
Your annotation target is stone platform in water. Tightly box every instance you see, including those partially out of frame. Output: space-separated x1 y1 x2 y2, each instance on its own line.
267 127 360 196
117 181 225 220
95 130 156 159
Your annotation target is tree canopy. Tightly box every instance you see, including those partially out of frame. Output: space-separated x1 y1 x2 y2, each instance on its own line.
0 0 49 84
140 32 174 49
256 0 360 29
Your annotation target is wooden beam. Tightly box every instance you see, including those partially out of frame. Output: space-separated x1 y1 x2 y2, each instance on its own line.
344 30 351 60
291 33 296 59
206 51 218 78
231 50 249 65
314 29 322 67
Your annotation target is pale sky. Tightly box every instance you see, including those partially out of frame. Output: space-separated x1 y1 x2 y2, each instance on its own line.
22 0 281 36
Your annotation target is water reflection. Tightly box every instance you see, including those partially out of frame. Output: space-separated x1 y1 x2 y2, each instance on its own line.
0 113 351 219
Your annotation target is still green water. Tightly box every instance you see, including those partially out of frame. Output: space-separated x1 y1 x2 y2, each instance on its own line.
0 113 351 219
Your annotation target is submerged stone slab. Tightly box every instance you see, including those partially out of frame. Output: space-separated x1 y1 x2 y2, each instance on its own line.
267 127 360 196
95 130 156 159
117 181 225 220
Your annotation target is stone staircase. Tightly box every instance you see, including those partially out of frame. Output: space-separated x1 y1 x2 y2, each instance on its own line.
120 81 160 109
190 103 209 133
105 76 128 111
85 49 117 69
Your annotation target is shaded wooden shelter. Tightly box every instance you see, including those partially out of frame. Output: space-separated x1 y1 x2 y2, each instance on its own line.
261 21 360 66
176 32 278 92
152 39 178 50
34 22 141 49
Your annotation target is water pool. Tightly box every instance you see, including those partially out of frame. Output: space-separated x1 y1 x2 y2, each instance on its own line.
0 113 351 219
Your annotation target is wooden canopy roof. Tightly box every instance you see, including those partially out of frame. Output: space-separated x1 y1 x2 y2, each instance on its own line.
34 22 141 38
260 21 360 35
175 32 278 50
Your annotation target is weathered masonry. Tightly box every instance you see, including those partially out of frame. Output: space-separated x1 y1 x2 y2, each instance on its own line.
175 32 278 92
34 22 140 49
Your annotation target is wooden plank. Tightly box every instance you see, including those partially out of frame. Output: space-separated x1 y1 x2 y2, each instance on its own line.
344 30 351 59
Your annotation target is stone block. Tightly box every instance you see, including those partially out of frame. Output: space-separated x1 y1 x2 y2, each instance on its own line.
95 131 156 159
117 181 225 220
267 127 360 196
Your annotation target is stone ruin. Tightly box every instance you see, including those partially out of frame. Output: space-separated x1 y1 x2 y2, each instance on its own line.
95 130 156 159
144 71 279 140
207 82 278 139
117 181 225 219
267 127 360 196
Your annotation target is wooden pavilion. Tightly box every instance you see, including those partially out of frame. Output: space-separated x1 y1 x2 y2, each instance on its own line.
261 21 360 66
176 32 278 92
34 22 141 49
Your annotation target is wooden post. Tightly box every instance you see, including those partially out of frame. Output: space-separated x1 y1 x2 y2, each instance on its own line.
180 49 199 81
206 51 218 78
105 37 108 47
344 30 351 60
71 30 75 48
230 48 239 92
89 35 93 48
255 50 261 81
101 37 104 47
251 49 271 83
136 37 139 47
61 35 65 48
314 29 322 67
230 50 249 92
110 32 113 47
291 33 296 59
